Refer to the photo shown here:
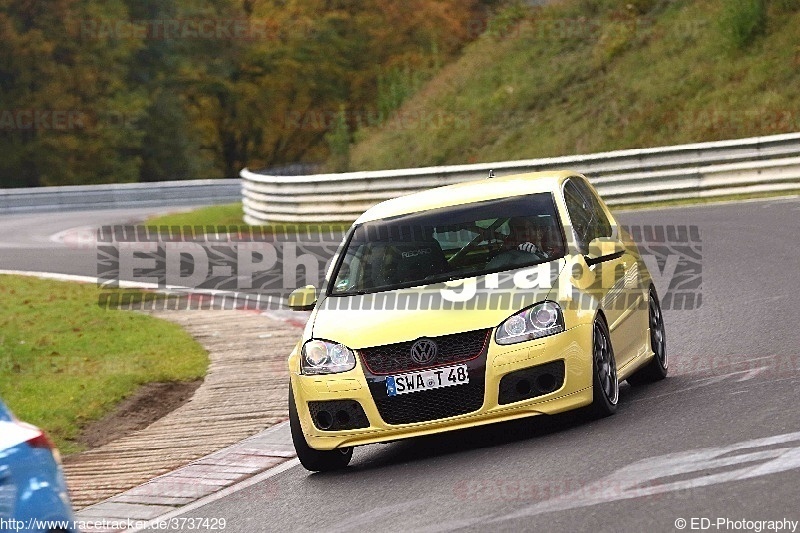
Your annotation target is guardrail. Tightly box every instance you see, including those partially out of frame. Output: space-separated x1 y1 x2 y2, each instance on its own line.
241 132 800 224
0 179 241 214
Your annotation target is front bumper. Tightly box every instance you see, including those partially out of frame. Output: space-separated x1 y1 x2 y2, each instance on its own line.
290 323 594 450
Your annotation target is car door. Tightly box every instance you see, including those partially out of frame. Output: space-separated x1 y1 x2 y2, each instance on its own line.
562 178 644 368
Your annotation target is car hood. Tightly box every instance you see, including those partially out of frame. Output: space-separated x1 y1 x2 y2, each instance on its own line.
310 262 565 349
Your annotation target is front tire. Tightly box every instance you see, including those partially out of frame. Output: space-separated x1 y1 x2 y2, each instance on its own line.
588 317 619 418
627 286 668 386
289 384 352 472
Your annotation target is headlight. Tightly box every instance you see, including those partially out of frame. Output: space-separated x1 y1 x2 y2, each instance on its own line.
301 339 356 375
495 301 564 345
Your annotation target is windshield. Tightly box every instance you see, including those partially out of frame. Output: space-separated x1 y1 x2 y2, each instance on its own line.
329 193 565 296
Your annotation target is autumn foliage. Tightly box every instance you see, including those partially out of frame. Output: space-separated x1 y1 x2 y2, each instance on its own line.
0 0 490 186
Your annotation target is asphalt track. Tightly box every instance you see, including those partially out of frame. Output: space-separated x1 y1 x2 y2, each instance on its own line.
1 197 799 532
0 207 197 276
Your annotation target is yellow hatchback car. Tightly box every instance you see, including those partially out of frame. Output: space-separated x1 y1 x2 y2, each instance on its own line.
286 171 667 471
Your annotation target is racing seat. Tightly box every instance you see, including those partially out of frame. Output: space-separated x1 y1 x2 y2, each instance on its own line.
366 240 448 288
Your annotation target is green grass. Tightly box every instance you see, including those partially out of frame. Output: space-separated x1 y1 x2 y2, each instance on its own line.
0 275 208 454
145 203 248 228
348 0 800 170
719 0 767 50
145 202 350 233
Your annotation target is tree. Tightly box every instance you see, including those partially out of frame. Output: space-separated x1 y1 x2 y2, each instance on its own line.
0 0 147 187
0 0 489 186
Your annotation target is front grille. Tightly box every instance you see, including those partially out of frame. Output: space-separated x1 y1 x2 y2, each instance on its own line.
372 370 486 425
359 329 491 375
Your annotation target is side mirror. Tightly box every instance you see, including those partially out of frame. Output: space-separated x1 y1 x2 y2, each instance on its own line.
585 237 625 266
287 285 318 311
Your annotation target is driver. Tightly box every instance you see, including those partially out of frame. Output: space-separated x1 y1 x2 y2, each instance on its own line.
486 216 549 270
504 217 549 257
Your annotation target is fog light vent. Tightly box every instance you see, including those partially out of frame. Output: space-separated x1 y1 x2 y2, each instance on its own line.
498 360 565 405
308 400 369 431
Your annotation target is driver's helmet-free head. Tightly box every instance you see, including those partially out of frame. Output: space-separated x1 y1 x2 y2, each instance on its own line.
505 216 539 247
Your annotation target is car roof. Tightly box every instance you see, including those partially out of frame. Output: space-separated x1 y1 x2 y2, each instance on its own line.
354 170 578 224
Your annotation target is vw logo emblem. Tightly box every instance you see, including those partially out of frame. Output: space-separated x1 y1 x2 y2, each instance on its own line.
410 339 438 365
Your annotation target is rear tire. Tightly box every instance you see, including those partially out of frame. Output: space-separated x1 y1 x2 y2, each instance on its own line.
289 384 352 472
627 286 668 386
588 317 619 418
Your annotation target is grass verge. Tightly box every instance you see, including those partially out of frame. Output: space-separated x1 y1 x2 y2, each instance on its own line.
0 275 208 455
348 0 800 170
145 203 248 228
145 202 348 234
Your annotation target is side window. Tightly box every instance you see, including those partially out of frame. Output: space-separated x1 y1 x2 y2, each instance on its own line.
574 178 612 242
563 180 592 253
563 178 612 253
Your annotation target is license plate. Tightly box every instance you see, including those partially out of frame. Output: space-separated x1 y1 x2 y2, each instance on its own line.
386 364 469 396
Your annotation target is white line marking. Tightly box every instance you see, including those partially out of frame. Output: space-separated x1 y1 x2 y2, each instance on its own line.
126 456 300 532
49 225 96 245
494 431 800 521
668 354 778 377
421 431 800 532
0 269 288 305
0 269 107 285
